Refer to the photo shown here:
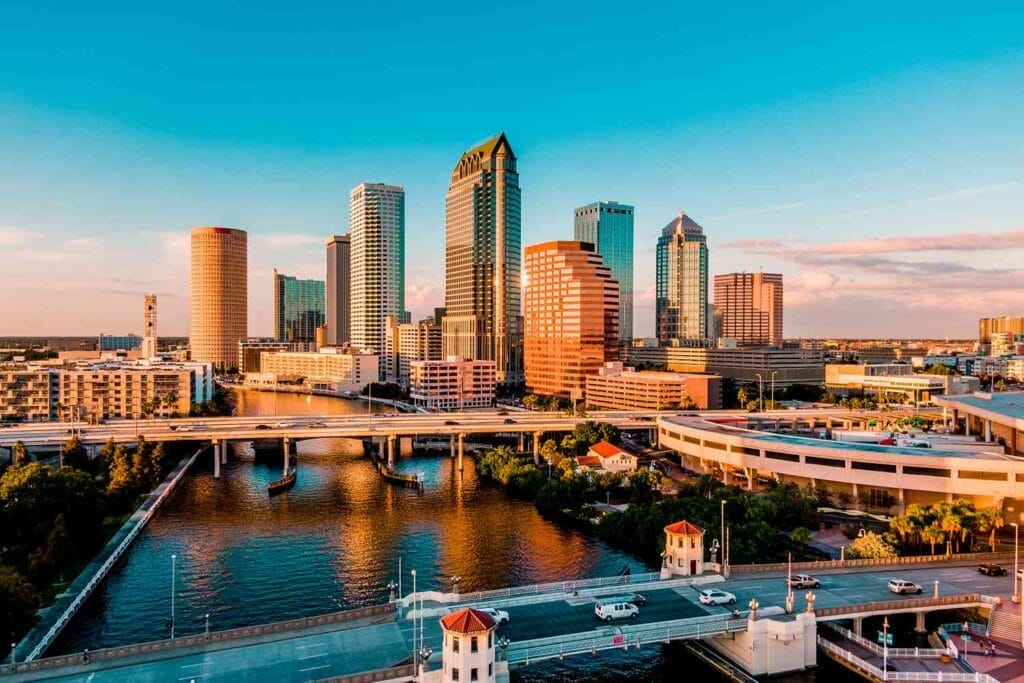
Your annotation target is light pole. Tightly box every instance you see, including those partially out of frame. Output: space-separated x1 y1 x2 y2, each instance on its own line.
1012 523 1020 604
204 613 210 637
170 554 177 639
882 616 889 680
770 371 778 410
755 374 763 413
720 499 727 577
410 569 417 665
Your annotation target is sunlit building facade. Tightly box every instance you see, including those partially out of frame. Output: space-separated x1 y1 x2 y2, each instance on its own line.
190 226 248 370
523 241 619 398
656 212 708 345
574 201 634 343
350 184 405 358
273 270 325 344
713 272 783 346
325 234 351 346
409 356 496 411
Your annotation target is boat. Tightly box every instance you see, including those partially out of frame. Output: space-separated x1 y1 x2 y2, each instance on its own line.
268 466 297 495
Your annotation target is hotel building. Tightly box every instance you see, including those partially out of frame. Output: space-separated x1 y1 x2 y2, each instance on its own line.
713 272 783 346
574 201 634 343
443 133 523 386
523 241 618 398
251 348 378 395
190 227 248 370
58 361 215 421
350 183 405 357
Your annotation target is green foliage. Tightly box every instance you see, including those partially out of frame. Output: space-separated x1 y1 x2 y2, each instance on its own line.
12 440 28 465
0 567 41 648
791 526 813 545
61 436 89 470
190 385 236 417
924 364 956 376
845 532 897 559
887 499 992 556
360 382 408 400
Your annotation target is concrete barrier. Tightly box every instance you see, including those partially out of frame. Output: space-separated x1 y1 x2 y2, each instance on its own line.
731 551 1015 575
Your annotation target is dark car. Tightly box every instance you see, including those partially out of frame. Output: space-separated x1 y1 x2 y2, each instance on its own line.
978 563 1007 576
254 424 271 430
496 410 509 416
503 418 517 425
444 420 458 426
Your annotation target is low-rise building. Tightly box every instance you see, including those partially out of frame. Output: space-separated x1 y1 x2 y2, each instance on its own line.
585 362 722 410
249 348 378 394
576 440 638 472
826 363 979 403
59 360 214 420
409 356 495 411
237 339 311 374
98 333 143 351
626 346 823 387
0 366 59 422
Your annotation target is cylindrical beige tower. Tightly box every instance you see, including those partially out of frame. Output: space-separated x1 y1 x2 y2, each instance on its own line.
190 227 247 370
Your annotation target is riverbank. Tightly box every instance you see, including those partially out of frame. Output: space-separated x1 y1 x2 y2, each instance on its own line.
13 446 203 664
225 382 425 413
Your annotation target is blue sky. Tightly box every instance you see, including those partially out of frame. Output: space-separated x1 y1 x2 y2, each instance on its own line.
1 1 1022 337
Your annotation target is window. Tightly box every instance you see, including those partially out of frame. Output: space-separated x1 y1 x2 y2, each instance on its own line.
690 537 696 548
453 636 460 653
851 461 897 473
903 466 950 478
765 451 800 463
453 668 460 681
488 632 493 647
471 636 478 653
958 470 1007 481
471 668 479 681
806 456 843 468
489 663 493 676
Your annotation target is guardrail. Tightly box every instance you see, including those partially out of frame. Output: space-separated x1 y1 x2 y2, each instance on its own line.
314 663 416 683
16 448 204 664
818 635 997 682
444 572 663 606
0 603 396 676
506 614 749 665
822 623 949 658
815 594 984 619
732 551 1016 575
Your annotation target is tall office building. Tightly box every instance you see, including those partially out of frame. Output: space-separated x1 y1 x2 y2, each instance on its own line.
656 212 709 345
350 183 405 358
523 241 619 398
141 294 158 358
190 227 248 370
979 316 1024 345
443 133 523 385
273 270 325 343
574 201 634 343
325 234 351 346
714 272 784 346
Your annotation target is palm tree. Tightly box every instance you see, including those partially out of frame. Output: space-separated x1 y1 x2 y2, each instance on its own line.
889 514 917 550
976 508 1004 551
939 512 963 554
920 524 945 555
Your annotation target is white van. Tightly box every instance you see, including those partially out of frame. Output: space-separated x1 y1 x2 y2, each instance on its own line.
594 601 639 622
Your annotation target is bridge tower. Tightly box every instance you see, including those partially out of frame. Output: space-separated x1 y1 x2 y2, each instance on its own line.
660 520 706 579
436 607 500 683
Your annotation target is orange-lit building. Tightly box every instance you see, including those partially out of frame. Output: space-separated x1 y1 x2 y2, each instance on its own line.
190 227 248 370
523 241 618 398
713 272 783 346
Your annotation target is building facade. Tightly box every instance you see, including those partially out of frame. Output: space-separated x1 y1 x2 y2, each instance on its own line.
825 364 980 403
714 272 783 346
574 201 634 343
325 234 351 346
99 334 142 351
656 212 709 344
190 226 248 370
252 348 378 394
523 241 619 397
384 316 442 386
237 339 310 374
273 270 325 344
0 367 59 422
443 133 523 386
627 345 824 387
58 361 214 421
979 316 1024 346
409 356 496 411
350 184 405 358
585 362 722 410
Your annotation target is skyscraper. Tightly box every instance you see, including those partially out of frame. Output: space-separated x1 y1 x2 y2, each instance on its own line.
713 272 784 346
656 212 708 345
190 227 247 370
325 234 351 346
141 294 158 358
574 201 634 343
523 241 619 398
350 183 405 357
273 270 325 343
443 133 523 385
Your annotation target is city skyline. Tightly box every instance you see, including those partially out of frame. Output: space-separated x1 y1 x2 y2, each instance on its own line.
1 3 1023 338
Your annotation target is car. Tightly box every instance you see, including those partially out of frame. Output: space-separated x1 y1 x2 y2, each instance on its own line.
594 601 639 621
274 421 291 428
698 589 736 606
978 563 1007 576
173 425 195 432
496 410 509 416
599 592 647 607
307 421 328 428
887 579 923 595
503 418 517 425
789 574 821 589
444 420 458 426
254 424 271 430
478 607 509 624
636 416 655 421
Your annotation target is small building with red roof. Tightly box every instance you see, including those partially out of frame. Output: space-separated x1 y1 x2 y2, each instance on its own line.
438 607 498 683
577 440 638 473
660 519 707 579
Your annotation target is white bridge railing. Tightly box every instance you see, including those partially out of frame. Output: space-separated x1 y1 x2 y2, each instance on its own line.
506 614 749 665
448 572 663 606
817 636 996 682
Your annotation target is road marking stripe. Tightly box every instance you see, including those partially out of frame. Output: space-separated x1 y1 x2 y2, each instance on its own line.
298 664 331 672
299 652 327 660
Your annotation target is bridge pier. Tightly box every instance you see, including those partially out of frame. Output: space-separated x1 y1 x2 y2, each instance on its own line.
533 431 541 465
283 437 291 475
213 441 221 479
387 435 396 470
220 440 228 465
458 433 465 471
914 611 927 634
518 431 524 452
852 616 862 636
450 434 456 459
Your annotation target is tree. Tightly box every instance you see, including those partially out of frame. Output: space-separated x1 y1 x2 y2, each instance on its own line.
920 524 945 555
540 439 562 467
845 532 897 559
976 508 1004 551
790 527 813 546
11 441 27 465
0 568 41 646
523 395 539 411
61 436 89 470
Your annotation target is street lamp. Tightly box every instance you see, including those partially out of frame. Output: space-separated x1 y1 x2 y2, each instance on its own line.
755 374 763 413
882 616 889 681
204 613 210 637
770 371 778 410
1012 523 1020 604
410 569 417 664
170 554 177 639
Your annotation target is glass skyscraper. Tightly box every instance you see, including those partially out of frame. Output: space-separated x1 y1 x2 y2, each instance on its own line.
573 201 634 342
273 270 326 343
656 212 709 344
350 183 405 356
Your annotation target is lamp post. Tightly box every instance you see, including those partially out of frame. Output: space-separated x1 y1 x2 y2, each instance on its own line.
770 371 778 410
755 374 763 413
882 616 889 681
170 554 177 639
1012 523 1020 604
410 569 417 664
204 613 210 637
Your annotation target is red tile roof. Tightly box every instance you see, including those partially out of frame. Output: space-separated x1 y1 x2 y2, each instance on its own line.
664 520 705 536
576 455 603 467
589 440 625 458
440 608 496 634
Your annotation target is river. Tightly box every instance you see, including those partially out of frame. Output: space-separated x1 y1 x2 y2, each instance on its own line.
53 390 858 682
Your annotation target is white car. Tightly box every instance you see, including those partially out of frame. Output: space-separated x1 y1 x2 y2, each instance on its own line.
274 421 291 429
594 602 639 622
174 425 195 432
698 589 737 606
478 608 509 624
887 579 923 595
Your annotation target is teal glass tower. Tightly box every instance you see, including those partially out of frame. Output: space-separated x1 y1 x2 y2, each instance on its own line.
656 212 708 345
574 201 634 342
273 270 326 343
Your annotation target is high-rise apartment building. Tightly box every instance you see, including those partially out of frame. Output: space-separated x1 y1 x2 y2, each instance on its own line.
273 270 325 344
141 294 158 358
523 241 619 398
190 227 248 370
325 234 351 346
574 201 634 343
443 133 523 386
350 184 405 359
979 316 1024 344
384 316 442 386
656 212 708 345
713 272 783 346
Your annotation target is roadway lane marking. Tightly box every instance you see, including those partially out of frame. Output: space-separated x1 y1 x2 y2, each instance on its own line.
298 663 331 672
299 652 328 661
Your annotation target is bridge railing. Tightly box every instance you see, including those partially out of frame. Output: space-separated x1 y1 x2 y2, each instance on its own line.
815 594 983 619
731 551 1015 575
505 614 749 665
446 571 664 607
821 622 949 658
0 604 396 676
817 635 997 682
314 663 416 683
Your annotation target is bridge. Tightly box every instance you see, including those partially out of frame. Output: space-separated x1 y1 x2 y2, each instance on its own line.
3 555 1014 682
